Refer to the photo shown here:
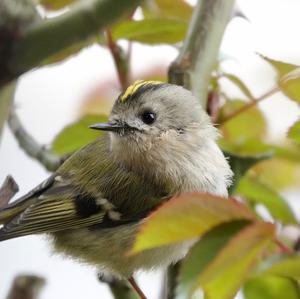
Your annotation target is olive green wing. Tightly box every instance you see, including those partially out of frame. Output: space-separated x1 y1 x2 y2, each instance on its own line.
0 136 169 241
0 178 108 241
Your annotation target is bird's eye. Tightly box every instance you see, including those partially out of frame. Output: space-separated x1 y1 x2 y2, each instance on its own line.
140 110 156 125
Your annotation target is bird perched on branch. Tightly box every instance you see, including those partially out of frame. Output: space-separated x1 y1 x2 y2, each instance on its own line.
0 81 232 298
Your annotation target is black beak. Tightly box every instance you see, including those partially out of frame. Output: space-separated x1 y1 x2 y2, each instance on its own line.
89 122 135 133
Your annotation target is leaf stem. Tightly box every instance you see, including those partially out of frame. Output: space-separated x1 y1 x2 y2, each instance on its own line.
220 86 280 124
275 238 293 254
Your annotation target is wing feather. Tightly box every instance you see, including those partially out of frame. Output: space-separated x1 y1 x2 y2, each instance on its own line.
0 136 169 241
0 195 105 240
0 184 106 240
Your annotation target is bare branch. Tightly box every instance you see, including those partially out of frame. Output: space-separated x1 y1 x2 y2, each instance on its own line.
106 30 130 90
0 175 19 208
0 1 40 87
0 0 142 87
169 0 235 107
6 275 45 299
8 109 62 172
166 1 235 298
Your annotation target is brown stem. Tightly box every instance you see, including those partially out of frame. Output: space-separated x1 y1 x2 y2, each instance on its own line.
106 30 129 90
0 175 19 208
128 277 147 299
275 239 293 254
6 275 45 299
220 86 279 124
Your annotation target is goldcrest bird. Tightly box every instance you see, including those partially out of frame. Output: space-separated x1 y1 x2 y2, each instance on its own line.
0 81 232 295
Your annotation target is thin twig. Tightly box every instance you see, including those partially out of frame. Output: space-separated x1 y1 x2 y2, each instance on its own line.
128 277 147 299
0 175 19 208
125 10 135 66
220 86 279 124
7 109 62 172
6 275 45 299
106 30 129 90
275 239 294 254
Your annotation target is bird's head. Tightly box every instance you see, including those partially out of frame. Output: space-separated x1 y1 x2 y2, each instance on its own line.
90 80 217 162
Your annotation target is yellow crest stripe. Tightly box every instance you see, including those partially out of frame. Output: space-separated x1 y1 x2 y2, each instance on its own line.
120 80 163 102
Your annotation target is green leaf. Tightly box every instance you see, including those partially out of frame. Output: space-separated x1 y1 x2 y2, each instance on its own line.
244 276 300 299
223 149 272 195
52 114 108 155
177 221 250 299
219 100 267 144
259 55 300 103
259 54 296 77
256 254 300 280
288 120 300 145
203 222 274 299
222 73 255 100
112 19 187 44
38 0 77 10
220 139 300 163
132 193 255 253
178 221 274 299
237 175 297 224
221 139 300 192
253 158 300 191
142 0 193 21
280 68 300 103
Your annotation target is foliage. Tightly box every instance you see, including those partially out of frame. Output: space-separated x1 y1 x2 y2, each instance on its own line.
2 0 300 299
43 1 300 298
52 115 107 155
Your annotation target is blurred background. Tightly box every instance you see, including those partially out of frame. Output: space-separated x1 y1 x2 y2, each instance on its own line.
1 0 300 298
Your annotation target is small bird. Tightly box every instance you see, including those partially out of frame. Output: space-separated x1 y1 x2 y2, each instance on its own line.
0 81 232 298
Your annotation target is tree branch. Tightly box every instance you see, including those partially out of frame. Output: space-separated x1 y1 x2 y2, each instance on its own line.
166 1 235 298
168 0 235 107
0 175 19 208
8 109 62 172
6 275 45 299
106 30 130 90
0 0 142 88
